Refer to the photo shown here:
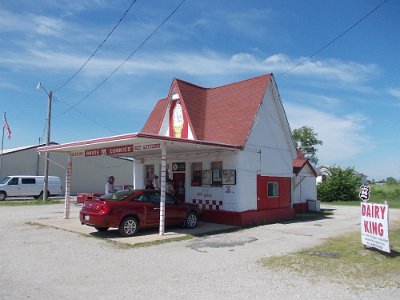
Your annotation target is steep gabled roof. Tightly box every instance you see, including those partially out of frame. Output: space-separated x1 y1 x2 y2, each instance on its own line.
141 98 167 134
293 149 318 177
141 74 271 147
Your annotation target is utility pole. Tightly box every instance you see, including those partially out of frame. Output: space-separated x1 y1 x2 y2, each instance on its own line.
43 90 52 201
37 83 52 202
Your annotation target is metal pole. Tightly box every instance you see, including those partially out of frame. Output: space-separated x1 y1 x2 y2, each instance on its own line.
43 90 52 201
64 155 72 219
0 126 4 179
159 142 167 235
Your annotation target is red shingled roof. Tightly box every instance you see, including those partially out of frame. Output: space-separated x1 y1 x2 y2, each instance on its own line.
141 74 272 147
293 149 317 177
141 98 167 134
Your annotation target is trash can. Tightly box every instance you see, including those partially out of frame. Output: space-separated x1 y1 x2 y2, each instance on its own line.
307 199 320 212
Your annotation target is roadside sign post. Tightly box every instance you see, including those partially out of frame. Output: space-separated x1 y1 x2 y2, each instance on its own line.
359 185 391 253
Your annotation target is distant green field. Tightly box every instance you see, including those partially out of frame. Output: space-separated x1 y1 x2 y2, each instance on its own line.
322 183 400 209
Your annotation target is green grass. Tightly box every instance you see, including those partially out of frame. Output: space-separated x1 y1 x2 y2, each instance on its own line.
321 183 400 208
261 223 400 289
0 199 62 206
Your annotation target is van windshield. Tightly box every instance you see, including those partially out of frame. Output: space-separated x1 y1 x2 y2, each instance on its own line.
0 177 10 184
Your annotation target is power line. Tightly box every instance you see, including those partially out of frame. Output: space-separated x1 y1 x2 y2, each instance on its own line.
56 101 118 134
54 0 187 119
54 0 138 92
277 0 388 77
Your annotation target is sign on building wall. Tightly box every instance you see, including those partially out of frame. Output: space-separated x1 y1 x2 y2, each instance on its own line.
81 143 161 157
222 169 236 185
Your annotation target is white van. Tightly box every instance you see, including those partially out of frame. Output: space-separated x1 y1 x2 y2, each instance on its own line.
0 176 62 201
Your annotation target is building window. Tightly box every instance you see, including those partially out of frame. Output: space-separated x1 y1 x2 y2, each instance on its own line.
267 182 279 197
191 162 202 186
211 161 223 187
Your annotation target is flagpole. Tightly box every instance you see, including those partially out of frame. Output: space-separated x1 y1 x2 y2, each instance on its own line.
0 125 4 179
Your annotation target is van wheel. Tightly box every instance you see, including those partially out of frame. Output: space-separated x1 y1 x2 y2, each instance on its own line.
39 191 50 199
0 192 6 201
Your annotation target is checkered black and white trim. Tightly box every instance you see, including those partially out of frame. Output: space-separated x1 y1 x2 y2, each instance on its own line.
192 199 223 210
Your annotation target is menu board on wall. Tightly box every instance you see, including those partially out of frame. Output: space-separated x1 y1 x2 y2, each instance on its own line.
222 169 236 185
202 170 212 185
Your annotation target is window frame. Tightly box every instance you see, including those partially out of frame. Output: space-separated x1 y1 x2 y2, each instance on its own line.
211 161 223 187
191 162 202 186
267 182 279 198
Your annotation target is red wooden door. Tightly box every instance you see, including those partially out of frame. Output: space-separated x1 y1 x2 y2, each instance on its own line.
257 175 291 210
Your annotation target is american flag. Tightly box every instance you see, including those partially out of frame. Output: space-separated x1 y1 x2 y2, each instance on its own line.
3 113 11 139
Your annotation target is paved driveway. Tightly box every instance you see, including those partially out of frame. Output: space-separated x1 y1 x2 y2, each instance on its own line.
1 204 399 299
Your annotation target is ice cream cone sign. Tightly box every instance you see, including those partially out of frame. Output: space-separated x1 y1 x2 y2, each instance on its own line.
173 101 184 138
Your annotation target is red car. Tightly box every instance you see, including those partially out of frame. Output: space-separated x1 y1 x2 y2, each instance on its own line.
80 189 199 237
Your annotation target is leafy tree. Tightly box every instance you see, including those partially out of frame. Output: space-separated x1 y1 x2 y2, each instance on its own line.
317 166 361 202
386 177 398 185
292 126 323 165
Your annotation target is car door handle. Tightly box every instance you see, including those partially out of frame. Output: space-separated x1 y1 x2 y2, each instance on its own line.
153 208 160 210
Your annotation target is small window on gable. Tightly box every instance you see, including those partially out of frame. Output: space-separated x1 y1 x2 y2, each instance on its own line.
267 182 279 197
211 161 223 187
191 162 202 186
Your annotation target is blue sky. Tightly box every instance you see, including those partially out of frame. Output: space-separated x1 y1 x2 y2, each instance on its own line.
0 0 399 180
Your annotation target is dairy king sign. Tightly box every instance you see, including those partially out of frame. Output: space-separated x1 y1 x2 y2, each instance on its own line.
361 202 390 253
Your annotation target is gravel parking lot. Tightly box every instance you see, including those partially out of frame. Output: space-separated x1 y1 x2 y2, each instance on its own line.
1 203 399 299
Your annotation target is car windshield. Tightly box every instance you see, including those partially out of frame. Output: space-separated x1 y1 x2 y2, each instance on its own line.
114 185 133 192
0 177 10 184
101 190 133 201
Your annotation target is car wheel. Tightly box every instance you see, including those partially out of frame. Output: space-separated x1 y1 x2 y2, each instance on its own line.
95 226 109 232
119 217 139 237
0 192 6 201
184 211 198 229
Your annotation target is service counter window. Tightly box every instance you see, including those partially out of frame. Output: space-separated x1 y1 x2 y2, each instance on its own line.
191 162 202 186
267 182 279 197
211 161 223 187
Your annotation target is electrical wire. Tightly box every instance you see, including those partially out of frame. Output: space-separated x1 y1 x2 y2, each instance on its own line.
54 0 138 92
54 0 187 119
277 0 388 77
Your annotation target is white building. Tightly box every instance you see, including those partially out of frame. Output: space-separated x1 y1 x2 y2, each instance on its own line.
0 144 133 195
38 74 317 225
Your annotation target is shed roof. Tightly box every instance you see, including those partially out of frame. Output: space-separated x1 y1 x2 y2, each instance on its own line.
293 149 318 177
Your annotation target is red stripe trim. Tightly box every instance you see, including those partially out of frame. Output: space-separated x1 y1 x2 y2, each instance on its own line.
37 132 242 153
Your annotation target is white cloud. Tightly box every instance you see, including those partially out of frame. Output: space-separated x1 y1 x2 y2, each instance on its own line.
388 88 400 98
285 103 373 163
33 15 65 36
264 53 379 84
0 48 380 93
